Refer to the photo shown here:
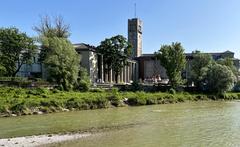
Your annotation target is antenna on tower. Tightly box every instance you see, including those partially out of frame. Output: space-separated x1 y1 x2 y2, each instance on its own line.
134 3 137 18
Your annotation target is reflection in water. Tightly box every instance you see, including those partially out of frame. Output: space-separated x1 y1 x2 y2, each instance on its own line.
48 102 240 147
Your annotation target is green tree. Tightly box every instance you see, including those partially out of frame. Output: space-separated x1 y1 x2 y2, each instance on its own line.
43 37 80 91
0 27 36 77
34 15 70 62
156 42 186 88
203 63 236 94
97 35 132 83
190 51 213 89
217 57 238 76
75 68 91 92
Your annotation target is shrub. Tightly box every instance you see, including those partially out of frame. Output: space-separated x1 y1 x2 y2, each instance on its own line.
89 88 105 93
204 64 236 94
75 68 91 92
146 97 158 105
129 80 142 92
169 88 176 94
10 101 27 115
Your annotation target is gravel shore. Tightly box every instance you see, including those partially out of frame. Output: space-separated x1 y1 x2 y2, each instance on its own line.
0 133 91 147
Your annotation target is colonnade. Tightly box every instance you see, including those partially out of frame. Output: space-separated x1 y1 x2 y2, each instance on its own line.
98 56 137 84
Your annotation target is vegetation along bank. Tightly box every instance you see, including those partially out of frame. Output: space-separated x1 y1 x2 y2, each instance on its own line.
0 87 240 117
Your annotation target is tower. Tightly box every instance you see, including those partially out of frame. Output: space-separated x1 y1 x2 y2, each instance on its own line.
128 18 143 58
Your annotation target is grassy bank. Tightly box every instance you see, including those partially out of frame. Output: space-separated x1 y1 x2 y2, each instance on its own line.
0 87 240 117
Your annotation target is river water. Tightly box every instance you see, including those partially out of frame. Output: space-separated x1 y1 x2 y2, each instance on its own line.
51 101 240 147
1 101 240 147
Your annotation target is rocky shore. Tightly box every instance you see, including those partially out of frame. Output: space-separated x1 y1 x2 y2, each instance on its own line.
0 133 91 147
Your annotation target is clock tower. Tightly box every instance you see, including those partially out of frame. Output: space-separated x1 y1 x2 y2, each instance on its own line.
128 18 143 58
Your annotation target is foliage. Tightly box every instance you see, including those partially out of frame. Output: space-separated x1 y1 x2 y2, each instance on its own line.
97 35 132 82
75 68 91 92
156 42 186 88
129 80 142 92
169 88 176 94
0 87 240 117
217 57 238 76
190 51 213 89
0 77 28 81
0 64 6 76
0 27 36 77
34 15 70 62
203 63 236 94
43 37 80 91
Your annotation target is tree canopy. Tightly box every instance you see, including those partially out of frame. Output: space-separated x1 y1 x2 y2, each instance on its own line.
217 57 238 76
43 37 80 90
156 42 186 88
34 15 70 62
0 27 36 77
97 35 132 82
190 51 213 89
33 15 70 38
203 63 236 94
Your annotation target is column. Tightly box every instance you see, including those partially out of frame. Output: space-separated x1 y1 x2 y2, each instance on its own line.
109 69 112 83
134 63 137 81
127 64 130 83
112 71 115 83
104 65 108 83
120 69 123 83
123 65 127 83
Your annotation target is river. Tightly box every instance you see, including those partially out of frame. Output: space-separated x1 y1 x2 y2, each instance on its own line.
1 101 240 146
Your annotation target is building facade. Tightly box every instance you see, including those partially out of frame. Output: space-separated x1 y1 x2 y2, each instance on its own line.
74 43 137 84
136 51 240 83
16 18 240 84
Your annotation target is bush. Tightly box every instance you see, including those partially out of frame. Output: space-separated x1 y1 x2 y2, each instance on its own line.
89 88 105 93
75 68 91 92
129 81 142 92
169 88 176 94
0 86 240 117
204 64 236 94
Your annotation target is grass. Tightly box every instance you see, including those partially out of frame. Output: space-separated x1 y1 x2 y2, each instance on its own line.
0 87 240 117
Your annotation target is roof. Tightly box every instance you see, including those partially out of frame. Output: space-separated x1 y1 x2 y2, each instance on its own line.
136 51 238 60
74 43 96 52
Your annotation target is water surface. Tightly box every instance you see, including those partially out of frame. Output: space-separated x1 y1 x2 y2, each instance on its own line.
51 101 240 147
1 101 240 147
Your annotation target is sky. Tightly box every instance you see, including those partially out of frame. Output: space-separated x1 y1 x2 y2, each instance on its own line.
0 0 240 58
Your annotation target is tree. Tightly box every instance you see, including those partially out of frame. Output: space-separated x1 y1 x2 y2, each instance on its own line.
34 15 70 62
217 57 238 76
97 35 132 83
43 37 80 91
203 63 236 94
33 15 70 38
75 68 91 92
190 51 213 89
0 27 36 77
156 42 186 88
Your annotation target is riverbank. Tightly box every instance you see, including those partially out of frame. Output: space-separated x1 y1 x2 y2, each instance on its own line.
0 133 91 147
0 87 240 117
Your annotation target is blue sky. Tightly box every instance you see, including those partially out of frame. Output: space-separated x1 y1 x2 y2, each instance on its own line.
0 0 240 58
